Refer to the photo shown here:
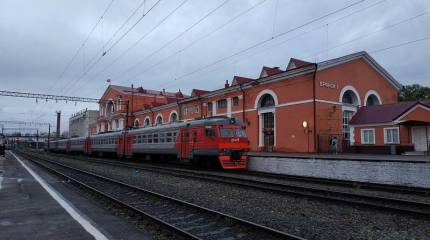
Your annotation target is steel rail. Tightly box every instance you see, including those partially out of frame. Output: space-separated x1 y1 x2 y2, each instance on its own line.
35 151 430 218
16 151 305 240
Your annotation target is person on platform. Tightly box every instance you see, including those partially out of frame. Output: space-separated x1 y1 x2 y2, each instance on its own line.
330 136 338 154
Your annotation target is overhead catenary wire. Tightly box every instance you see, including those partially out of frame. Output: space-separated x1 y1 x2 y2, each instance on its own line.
75 0 151 80
48 0 116 94
162 0 424 90
31 0 115 122
111 0 232 85
59 0 164 96
155 0 366 88
113 0 269 87
62 0 187 96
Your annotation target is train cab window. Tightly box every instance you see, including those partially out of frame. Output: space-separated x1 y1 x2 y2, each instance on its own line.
205 128 216 137
133 136 137 144
137 135 141 143
235 129 247 138
220 128 234 137
153 134 159 143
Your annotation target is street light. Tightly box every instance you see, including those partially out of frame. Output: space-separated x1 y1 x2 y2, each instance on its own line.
302 120 310 153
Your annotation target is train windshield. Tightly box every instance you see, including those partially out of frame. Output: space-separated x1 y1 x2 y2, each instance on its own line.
235 129 247 138
220 128 234 137
220 128 247 138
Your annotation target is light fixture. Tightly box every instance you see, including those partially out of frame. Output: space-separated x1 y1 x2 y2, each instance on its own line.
302 120 308 129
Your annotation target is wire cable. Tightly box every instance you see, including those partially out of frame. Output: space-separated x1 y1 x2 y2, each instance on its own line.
156 0 366 88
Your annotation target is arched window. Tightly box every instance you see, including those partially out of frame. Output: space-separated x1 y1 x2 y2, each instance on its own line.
144 117 151 127
114 119 119 130
156 115 163 125
259 94 275 108
117 96 122 111
366 95 380 106
169 112 178 123
342 90 359 106
134 119 140 128
106 100 115 117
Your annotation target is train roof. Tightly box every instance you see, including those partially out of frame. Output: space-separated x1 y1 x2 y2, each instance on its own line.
129 117 241 134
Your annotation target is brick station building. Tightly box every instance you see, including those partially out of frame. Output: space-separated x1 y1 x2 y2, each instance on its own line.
96 51 419 153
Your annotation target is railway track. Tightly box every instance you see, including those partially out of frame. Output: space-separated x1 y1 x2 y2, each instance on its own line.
15 151 304 240
27 150 430 218
44 151 430 196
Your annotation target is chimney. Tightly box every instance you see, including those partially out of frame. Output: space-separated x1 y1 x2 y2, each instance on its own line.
224 80 230 88
56 111 61 139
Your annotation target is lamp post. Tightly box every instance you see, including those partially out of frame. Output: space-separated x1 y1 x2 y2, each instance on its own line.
302 120 310 153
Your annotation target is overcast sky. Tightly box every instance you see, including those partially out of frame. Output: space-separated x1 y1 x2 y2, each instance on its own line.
0 0 429 133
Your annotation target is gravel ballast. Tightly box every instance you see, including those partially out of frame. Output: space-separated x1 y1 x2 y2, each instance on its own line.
33 153 430 240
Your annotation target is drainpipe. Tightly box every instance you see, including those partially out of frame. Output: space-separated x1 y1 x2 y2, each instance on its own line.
149 108 154 126
176 99 181 120
239 84 246 126
199 97 203 119
312 63 318 153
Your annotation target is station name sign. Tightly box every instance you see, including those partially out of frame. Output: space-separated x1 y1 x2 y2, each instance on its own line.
319 81 336 89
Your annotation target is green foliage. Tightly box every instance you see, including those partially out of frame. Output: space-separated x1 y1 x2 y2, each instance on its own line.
399 84 430 101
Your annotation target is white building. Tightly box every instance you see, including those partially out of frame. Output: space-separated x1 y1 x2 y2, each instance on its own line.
69 109 98 137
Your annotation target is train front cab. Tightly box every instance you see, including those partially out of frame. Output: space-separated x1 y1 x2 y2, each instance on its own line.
178 123 249 169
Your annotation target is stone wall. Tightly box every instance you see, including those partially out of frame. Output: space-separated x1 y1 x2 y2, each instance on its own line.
248 156 430 188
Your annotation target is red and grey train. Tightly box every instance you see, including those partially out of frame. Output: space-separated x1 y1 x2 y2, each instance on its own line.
47 117 249 169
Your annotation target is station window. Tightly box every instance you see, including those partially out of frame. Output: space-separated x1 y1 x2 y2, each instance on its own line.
384 128 399 144
148 134 153 143
207 102 213 112
232 96 239 106
361 129 375 144
153 134 158 143
160 133 165 143
217 99 227 109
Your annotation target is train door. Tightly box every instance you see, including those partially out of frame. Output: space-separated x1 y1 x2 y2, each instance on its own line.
180 129 192 160
125 134 132 158
117 134 125 158
85 137 91 155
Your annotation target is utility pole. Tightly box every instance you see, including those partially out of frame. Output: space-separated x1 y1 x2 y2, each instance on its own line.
36 129 39 150
125 100 130 129
47 124 51 152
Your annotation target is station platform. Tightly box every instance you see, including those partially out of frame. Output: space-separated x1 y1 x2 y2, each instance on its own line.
248 152 430 163
0 151 151 240
247 152 430 188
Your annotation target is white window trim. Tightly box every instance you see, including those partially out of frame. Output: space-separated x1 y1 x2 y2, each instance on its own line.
360 128 375 145
143 116 151 127
383 127 400 144
155 113 163 125
364 90 382 106
169 110 178 123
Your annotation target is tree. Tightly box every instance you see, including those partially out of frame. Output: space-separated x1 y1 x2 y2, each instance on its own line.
399 84 430 101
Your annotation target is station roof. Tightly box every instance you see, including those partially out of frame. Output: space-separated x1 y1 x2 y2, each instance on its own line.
349 100 430 125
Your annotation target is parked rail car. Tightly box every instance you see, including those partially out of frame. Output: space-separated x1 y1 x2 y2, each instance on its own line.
46 117 249 169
